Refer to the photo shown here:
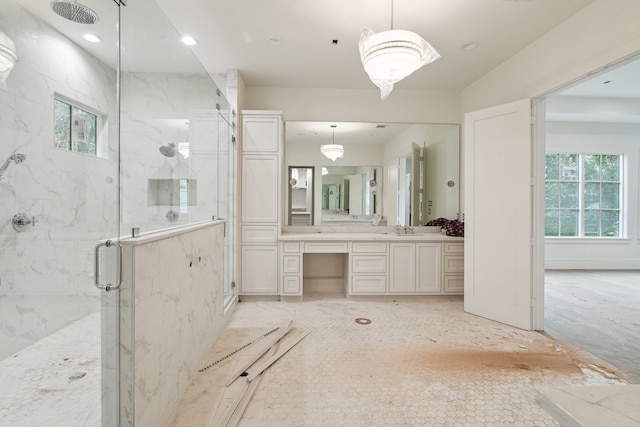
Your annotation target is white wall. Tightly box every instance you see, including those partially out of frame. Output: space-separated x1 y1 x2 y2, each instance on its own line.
545 121 640 269
461 0 640 112
246 87 461 124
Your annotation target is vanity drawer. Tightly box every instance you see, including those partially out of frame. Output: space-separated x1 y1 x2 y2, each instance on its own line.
443 255 464 273
304 242 349 253
351 255 387 273
351 275 387 294
242 225 278 243
282 255 301 274
282 275 301 294
443 242 464 254
352 242 387 253
443 275 464 293
282 242 300 253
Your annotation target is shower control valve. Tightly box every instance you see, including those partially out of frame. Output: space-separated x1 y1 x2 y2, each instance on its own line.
12 213 37 232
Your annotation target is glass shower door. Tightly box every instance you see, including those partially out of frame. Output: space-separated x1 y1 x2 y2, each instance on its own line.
0 0 121 425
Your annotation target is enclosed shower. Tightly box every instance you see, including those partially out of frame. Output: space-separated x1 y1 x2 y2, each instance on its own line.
0 0 237 425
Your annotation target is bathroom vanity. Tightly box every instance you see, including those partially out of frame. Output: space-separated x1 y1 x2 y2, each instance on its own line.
277 227 463 298
239 111 463 299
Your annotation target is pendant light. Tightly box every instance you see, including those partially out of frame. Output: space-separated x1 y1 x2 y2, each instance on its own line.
320 125 344 162
359 0 440 100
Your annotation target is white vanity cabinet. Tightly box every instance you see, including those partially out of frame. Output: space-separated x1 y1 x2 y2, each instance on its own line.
389 242 442 293
443 242 464 293
280 242 302 295
277 234 462 298
349 242 388 294
239 111 283 295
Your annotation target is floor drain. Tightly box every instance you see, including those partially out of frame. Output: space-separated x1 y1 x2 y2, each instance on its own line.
355 318 372 325
69 372 86 381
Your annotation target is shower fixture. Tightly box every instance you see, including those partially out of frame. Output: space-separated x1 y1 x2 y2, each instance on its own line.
50 1 99 25
159 142 176 158
0 153 26 179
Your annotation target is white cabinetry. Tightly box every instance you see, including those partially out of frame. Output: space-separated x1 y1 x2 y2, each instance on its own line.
240 111 283 295
349 242 388 294
389 242 441 294
443 242 464 293
280 242 302 295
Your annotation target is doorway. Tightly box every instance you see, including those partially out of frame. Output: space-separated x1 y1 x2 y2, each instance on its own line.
541 56 640 383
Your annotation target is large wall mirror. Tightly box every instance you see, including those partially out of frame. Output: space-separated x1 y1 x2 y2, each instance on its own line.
285 121 460 226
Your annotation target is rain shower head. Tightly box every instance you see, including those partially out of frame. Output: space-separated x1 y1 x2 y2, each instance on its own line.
51 1 99 25
159 143 176 158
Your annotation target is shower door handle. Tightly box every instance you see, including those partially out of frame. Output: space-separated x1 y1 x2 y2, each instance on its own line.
94 240 123 292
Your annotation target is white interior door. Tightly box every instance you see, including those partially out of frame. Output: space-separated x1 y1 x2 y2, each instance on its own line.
464 99 533 330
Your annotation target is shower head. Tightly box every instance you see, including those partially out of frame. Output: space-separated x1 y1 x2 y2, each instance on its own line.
11 153 26 164
50 1 99 25
0 152 26 178
159 143 176 158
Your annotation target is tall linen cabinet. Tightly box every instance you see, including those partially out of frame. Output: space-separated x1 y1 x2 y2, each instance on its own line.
239 111 283 295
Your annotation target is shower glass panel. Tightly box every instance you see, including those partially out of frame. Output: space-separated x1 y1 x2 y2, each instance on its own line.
0 0 120 425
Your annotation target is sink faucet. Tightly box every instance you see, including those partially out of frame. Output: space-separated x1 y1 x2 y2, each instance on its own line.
403 226 413 234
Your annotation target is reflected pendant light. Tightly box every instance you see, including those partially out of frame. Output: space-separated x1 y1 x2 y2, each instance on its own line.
320 125 344 162
359 0 440 100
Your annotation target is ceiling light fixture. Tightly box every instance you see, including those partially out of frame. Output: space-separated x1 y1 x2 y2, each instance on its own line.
321 125 344 162
83 33 101 43
181 36 197 46
359 0 440 100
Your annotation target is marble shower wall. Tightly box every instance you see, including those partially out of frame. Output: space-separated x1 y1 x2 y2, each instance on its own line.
120 72 233 234
0 0 118 359
118 221 226 427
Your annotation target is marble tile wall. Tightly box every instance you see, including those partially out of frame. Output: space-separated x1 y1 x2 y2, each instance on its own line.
120 72 233 234
118 222 226 427
0 0 118 360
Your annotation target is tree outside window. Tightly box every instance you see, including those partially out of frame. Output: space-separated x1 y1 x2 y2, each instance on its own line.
545 153 622 237
54 98 98 156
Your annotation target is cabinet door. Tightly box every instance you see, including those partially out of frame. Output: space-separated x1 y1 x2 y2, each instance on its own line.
416 243 441 293
241 245 278 294
389 243 415 292
243 115 280 152
242 154 278 223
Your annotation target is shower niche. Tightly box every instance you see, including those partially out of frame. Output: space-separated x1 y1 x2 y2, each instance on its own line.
147 178 198 206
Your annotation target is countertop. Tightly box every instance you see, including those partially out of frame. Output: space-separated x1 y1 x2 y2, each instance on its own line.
280 226 463 242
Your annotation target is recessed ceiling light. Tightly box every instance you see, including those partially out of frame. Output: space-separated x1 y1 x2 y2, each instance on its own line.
181 36 197 46
83 33 101 43
461 42 478 51
268 37 282 46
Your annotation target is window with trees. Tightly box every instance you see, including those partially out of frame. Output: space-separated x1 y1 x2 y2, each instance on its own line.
54 97 99 156
545 153 622 237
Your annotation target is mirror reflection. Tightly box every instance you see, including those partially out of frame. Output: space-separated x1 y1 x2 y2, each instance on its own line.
321 166 383 225
285 121 460 226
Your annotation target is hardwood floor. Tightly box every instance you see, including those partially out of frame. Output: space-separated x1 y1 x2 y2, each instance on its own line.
544 270 640 384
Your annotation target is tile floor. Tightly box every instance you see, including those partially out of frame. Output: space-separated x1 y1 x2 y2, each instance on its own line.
168 296 627 427
0 312 101 427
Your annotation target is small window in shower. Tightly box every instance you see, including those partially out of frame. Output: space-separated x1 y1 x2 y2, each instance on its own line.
54 96 103 157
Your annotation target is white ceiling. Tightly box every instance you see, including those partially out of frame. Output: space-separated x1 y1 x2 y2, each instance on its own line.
16 0 639 125
154 0 598 92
